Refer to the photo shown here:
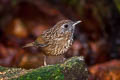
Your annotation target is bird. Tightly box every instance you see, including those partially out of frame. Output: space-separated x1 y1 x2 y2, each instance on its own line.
23 20 81 65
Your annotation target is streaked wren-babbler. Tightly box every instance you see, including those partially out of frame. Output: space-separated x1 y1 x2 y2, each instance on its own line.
23 20 81 65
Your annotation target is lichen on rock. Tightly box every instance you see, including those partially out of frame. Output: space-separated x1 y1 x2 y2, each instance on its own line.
0 56 88 80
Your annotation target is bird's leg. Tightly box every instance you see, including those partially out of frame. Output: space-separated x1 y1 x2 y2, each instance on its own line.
63 57 66 62
61 56 66 63
43 55 47 66
59 55 66 63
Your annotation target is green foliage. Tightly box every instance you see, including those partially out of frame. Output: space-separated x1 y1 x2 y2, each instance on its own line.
114 0 120 13
11 0 18 6
62 0 79 6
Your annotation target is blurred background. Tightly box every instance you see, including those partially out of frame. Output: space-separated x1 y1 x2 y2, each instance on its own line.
0 0 120 79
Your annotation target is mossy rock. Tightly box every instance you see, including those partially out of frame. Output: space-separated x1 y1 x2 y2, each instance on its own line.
0 56 88 80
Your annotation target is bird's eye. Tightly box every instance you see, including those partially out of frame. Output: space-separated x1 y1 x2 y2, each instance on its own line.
64 24 68 28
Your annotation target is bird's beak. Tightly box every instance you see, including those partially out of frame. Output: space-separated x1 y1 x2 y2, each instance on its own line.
73 20 82 26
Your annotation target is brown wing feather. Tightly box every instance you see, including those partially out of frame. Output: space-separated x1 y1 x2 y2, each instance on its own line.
23 35 47 48
34 35 48 47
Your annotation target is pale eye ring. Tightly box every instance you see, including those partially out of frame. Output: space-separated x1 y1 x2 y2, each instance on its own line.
64 24 68 28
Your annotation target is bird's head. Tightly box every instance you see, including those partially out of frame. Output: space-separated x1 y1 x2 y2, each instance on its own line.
53 20 82 35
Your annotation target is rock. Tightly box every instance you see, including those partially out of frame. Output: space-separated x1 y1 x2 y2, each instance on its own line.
0 56 88 80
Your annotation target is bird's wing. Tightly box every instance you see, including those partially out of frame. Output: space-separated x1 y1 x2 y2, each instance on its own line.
34 35 48 47
23 35 47 48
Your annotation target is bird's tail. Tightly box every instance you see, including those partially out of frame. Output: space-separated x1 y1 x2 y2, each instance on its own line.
23 42 35 48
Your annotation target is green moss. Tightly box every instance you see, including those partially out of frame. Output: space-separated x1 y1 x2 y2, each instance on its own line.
0 56 88 80
62 57 83 69
0 66 7 72
12 65 64 80
62 57 88 80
